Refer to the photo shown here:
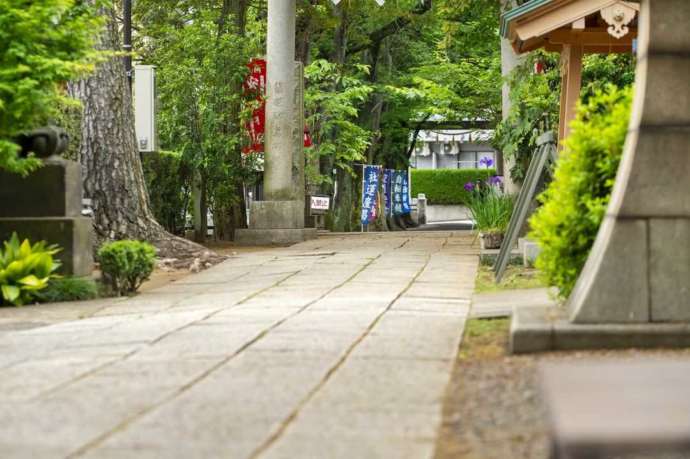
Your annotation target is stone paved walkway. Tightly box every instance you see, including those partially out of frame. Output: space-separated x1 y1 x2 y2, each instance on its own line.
0 232 477 459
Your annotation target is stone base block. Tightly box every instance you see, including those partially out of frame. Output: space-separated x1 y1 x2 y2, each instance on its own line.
522 239 541 268
250 200 305 229
0 158 83 217
0 217 94 276
510 306 690 354
234 228 317 246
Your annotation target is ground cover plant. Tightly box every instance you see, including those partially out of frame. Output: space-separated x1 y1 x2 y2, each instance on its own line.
411 168 496 205
474 265 545 294
37 277 99 303
98 240 156 296
529 86 632 299
0 233 61 306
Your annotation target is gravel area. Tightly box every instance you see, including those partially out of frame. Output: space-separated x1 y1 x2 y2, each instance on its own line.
434 318 690 459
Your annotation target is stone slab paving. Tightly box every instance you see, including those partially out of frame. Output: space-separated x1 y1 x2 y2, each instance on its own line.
470 287 555 319
0 231 478 459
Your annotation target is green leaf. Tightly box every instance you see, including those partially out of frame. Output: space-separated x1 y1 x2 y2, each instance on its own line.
18 274 42 287
2 285 20 303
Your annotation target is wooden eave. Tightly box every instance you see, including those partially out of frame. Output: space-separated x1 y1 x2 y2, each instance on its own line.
501 0 639 54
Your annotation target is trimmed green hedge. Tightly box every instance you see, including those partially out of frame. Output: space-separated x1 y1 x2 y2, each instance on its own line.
411 169 496 205
142 151 191 235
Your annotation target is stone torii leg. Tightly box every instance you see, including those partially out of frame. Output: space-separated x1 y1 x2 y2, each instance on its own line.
235 0 315 244
568 0 690 324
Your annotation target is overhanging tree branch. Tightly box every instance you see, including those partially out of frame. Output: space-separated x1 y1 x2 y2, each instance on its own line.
346 0 432 56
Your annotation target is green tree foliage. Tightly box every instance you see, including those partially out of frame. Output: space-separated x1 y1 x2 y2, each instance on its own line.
411 168 496 205
304 60 373 185
134 0 262 238
0 0 101 174
132 1 507 232
297 0 504 229
529 86 632 299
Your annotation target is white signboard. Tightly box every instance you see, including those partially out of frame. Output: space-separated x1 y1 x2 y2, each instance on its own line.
310 195 330 215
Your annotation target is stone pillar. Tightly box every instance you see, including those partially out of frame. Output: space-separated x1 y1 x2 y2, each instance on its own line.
235 0 316 245
264 0 297 202
0 158 94 276
568 0 690 323
292 62 306 209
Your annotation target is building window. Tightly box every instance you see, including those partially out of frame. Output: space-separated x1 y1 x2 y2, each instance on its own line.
458 151 496 169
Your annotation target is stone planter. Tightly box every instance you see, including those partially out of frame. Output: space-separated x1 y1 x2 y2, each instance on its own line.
480 232 504 250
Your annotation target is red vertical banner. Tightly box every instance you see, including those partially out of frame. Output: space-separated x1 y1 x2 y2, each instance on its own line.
243 58 266 155
242 57 313 154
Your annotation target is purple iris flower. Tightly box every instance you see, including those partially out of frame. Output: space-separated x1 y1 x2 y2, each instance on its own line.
464 182 475 192
488 175 503 186
479 157 494 168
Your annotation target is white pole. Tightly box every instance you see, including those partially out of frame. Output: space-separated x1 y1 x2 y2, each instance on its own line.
361 164 365 233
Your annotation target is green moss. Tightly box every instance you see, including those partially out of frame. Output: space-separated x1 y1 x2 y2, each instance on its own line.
474 265 546 294
458 318 510 360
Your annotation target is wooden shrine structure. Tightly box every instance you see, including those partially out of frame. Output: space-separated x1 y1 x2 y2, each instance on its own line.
501 0 638 141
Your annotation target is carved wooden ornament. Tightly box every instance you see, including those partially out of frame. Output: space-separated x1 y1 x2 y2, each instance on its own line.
600 2 638 39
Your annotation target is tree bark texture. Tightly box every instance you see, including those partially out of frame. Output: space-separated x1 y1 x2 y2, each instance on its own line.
69 4 222 265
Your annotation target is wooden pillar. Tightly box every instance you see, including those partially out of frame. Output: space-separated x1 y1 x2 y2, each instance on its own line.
558 44 583 145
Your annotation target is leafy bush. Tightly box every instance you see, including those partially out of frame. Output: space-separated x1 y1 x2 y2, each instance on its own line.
0 1 101 175
142 151 191 235
529 86 632 299
98 240 156 296
37 277 99 303
465 179 514 233
411 169 496 205
0 233 61 306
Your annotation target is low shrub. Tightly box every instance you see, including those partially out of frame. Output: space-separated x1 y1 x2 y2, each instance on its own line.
98 240 156 296
529 85 632 299
0 233 61 306
37 277 99 303
411 168 496 205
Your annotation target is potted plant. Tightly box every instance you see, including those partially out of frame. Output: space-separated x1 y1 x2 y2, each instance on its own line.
464 176 514 249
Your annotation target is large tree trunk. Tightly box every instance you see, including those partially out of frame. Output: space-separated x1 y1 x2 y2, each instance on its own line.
69 4 223 266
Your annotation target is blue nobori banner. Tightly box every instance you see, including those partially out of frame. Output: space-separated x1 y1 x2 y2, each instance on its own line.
392 170 411 216
361 165 381 225
383 169 393 216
